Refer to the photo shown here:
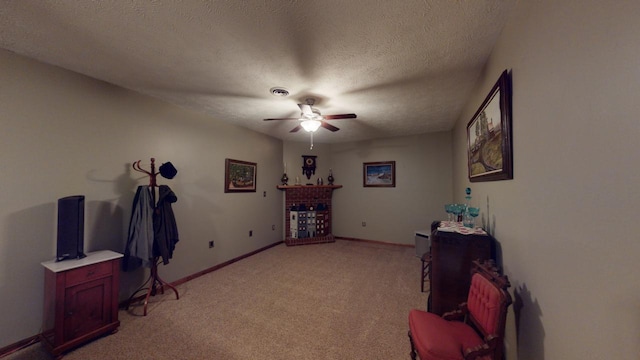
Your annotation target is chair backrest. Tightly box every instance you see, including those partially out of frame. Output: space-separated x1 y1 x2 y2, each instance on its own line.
466 260 512 342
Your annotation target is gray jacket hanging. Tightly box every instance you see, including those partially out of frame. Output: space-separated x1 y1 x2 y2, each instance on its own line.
123 185 154 271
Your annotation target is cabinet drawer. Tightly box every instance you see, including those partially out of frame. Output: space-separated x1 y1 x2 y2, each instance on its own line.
65 261 113 287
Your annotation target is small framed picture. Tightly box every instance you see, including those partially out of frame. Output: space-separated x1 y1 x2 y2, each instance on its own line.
224 158 257 193
363 161 396 187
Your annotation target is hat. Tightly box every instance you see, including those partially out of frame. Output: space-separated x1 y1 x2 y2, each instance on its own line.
159 162 177 179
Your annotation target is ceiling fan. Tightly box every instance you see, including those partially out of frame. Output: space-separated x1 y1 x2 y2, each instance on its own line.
264 98 357 133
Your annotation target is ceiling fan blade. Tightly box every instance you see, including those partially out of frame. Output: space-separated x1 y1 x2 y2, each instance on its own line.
264 117 300 121
298 104 313 115
322 113 357 120
290 125 302 133
321 121 340 132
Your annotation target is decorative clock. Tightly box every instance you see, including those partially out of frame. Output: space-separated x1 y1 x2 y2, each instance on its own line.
301 155 317 180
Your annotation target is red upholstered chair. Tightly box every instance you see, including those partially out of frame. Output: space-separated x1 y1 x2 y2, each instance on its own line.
408 260 512 360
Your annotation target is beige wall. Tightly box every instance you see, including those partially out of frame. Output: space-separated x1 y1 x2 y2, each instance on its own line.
330 133 452 244
452 1 640 359
0 49 283 347
284 134 453 245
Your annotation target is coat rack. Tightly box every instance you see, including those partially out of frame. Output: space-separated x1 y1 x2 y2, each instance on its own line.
127 157 180 316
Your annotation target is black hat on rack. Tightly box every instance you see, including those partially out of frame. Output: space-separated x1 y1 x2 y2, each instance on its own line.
159 162 177 179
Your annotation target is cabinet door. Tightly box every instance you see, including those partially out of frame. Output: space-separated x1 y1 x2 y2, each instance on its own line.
430 231 494 315
64 276 112 342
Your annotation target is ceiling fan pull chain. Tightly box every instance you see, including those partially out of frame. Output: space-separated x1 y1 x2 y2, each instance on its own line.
309 132 314 150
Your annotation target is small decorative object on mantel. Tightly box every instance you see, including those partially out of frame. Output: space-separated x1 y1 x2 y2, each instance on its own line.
302 155 317 179
281 162 288 185
327 169 335 185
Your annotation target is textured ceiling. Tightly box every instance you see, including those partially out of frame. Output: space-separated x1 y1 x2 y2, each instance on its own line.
0 1 515 143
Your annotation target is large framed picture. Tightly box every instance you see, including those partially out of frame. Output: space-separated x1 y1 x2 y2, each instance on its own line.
224 158 257 193
363 161 396 187
467 70 513 182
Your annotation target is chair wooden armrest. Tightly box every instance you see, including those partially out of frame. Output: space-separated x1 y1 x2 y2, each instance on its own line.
463 334 499 359
463 343 491 359
442 302 468 321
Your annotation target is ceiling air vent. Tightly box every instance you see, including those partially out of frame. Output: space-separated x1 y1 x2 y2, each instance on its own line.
270 87 290 97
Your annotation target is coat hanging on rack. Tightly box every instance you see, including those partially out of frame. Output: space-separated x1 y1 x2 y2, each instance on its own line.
122 184 179 270
123 185 155 271
153 184 179 265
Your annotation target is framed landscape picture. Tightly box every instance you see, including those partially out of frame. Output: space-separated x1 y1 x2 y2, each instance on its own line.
225 158 257 193
363 161 396 187
467 70 513 182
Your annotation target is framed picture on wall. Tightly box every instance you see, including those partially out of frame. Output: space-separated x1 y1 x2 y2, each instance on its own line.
363 161 396 187
467 70 513 182
224 158 257 192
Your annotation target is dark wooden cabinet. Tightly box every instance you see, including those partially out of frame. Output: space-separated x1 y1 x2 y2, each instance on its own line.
428 223 495 315
40 251 123 359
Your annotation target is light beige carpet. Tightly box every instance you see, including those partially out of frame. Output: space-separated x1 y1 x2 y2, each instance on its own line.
7 240 428 359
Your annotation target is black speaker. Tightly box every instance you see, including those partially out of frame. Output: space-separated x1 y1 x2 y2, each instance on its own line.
56 195 86 262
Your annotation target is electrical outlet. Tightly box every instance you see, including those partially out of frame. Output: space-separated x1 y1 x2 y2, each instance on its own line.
272 224 275 230
208 240 214 248
362 221 366 227
249 230 253 237
263 191 266 197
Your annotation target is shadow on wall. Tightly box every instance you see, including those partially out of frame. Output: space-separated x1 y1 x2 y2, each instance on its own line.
481 196 545 359
85 163 139 253
87 162 147 301
1 203 56 345
482 195 506 269
513 282 545 360
481 195 496 236
86 201 124 253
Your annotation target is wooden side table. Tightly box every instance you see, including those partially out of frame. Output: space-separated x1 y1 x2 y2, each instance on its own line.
40 250 123 359
429 225 495 315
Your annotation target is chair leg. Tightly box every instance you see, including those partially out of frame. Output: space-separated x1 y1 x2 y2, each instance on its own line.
421 252 431 293
421 258 425 292
408 330 417 360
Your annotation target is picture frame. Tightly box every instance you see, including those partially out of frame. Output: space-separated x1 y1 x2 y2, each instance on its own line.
467 70 513 182
224 158 257 193
363 161 396 187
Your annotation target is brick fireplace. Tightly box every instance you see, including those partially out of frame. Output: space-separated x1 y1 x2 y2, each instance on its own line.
277 185 342 246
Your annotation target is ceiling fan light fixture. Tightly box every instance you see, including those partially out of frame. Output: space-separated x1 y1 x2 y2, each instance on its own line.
302 110 323 121
300 119 322 132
